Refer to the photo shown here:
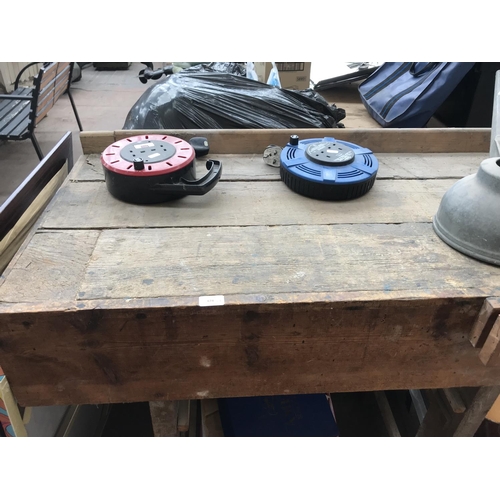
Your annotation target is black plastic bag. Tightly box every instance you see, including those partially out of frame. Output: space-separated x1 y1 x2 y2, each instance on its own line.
123 63 346 129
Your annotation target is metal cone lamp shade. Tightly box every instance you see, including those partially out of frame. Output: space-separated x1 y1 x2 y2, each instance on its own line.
433 70 500 266
433 157 500 266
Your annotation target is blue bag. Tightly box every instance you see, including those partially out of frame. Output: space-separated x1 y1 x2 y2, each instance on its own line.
359 62 475 127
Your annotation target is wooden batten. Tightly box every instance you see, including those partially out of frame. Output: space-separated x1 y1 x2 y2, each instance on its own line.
80 128 491 155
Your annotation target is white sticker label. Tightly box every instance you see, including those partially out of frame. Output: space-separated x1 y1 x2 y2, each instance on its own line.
199 295 225 307
148 153 161 158
134 142 154 149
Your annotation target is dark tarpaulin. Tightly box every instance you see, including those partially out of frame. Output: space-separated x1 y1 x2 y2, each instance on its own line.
123 63 346 130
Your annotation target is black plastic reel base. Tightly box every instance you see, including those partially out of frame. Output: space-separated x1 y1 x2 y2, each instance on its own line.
280 167 377 201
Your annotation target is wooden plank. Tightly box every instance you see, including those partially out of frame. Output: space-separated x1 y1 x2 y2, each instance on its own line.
374 391 401 437
409 390 428 423
453 386 500 437
0 137 71 240
470 297 500 347
36 86 67 125
108 128 490 154
188 400 198 437
0 131 73 276
149 400 179 437
0 133 76 288
177 400 190 433
1 221 491 310
39 63 70 92
417 386 498 436
38 68 70 108
64 155 88 183
376 153 483 179
37 63 58 89
416 389 452 436
442 388 467 414
36 68 71 125
35 97 55 124
64 224 500 302
2 295 500 407
68 154 101 181
81 131 116 154
71 153 484 183
80 129 490 155
486 395 500 423
200 400 224 437
478 317 500 366
37 63 69 98
0 230 100 303
41 179 457 230
0 165 67 274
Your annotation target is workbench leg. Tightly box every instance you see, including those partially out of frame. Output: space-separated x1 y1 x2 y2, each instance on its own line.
149 400 181 437
149 400 195 437
453 386 500 437
200 399 224 437
416 386 500 437
374 391 401 437
416 390 456 437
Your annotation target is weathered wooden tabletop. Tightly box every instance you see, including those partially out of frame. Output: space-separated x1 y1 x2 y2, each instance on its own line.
1 128 499 408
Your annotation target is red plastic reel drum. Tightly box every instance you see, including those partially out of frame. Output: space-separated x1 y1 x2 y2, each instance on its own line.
101 134 195 177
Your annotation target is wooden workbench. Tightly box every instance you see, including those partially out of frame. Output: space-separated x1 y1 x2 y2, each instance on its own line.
1 129 499 433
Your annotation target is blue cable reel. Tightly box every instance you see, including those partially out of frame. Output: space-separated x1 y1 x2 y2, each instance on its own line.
279 135 379 200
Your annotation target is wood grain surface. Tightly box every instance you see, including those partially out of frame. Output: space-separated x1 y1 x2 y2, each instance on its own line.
2 295 500 407
0 128 498 408
73 224 500 300
41 151 486 231
80 128 491 155
41 180 457 229
71 153 485 182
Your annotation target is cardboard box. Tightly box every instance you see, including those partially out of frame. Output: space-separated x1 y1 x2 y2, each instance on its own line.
253 62 311 90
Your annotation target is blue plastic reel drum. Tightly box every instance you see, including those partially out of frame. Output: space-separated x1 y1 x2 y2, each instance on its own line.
280 135 379 200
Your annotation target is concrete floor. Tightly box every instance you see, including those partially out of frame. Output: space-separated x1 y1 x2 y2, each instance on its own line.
0 62 165 204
